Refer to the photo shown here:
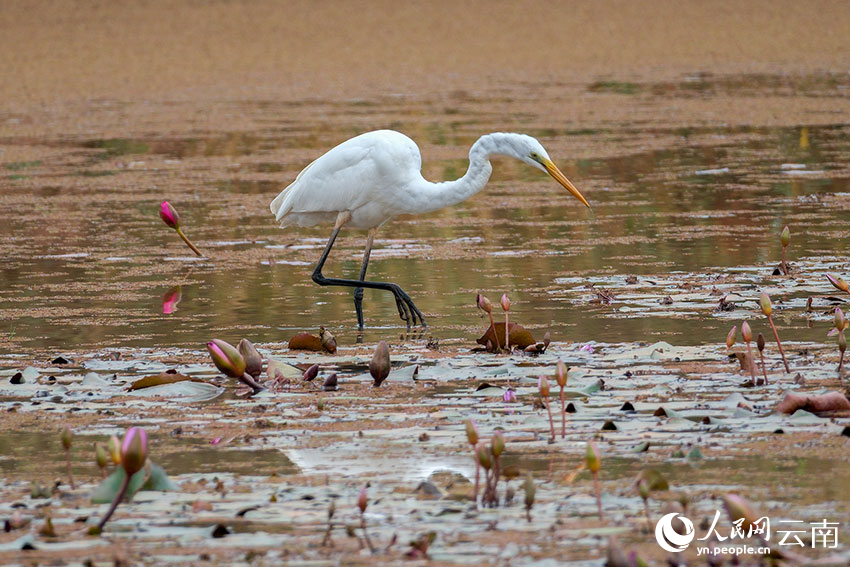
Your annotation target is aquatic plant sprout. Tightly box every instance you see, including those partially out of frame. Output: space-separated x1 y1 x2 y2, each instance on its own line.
760 292 789 373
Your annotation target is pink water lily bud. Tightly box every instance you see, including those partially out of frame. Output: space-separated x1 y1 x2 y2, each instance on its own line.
721 493 758 527
120 427 148 476
555 360 568 388
95 443 108 469
207 339 247 379
464 419 479 446
502 388 517 403
238 338 262 379
759 292 773 316
162 286 182 314
741 321 753 343
159 201 180 229
60 425 72 451
780 225 790 248
476 444 492 470
491 431 505 458
369 341 391 387
835 307 845 331
585 441 601 473
538 375 550 398
827 273 849 293
757 333 765 352
726 325 737 349
476 292 493 314
500 293 511 312
357 486 368 514
108 435 122 464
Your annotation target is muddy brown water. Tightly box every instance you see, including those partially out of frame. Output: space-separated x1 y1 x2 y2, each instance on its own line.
2 115 850 355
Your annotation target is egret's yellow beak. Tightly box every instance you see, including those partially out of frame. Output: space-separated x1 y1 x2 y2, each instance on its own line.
542 158 590 208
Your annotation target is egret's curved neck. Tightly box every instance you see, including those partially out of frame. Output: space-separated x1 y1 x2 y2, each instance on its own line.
408 134 504 215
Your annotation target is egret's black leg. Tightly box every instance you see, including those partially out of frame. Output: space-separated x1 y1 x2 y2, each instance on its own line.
353 229 377 329
311 216 426 327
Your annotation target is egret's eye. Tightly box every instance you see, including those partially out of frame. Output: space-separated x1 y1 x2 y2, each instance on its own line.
530 152 540 161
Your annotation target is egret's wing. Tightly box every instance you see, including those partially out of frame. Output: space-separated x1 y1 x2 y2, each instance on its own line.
270 130 419 224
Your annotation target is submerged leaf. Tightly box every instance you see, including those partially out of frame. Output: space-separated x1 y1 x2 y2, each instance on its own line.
476 322 536 349
129 372 191 390
288 333 324 351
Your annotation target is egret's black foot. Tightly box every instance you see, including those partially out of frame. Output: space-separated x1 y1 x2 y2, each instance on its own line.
390 285 426 327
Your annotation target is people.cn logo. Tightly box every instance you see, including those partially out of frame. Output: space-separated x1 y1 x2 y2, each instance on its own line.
655 513 696 553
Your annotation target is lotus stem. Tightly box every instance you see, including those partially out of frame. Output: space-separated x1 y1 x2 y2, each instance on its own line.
360 512 375 554
96 472 130 532
593 470 603 520
65 449 75 489
559 387 566 439
176 227 203 257
543 397 555 442
473 458 480 507
758 349 768 385
766 315 790 373
744 341 757 386
241 372 265 393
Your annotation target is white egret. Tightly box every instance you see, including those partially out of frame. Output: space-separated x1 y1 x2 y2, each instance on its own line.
270 130 590 328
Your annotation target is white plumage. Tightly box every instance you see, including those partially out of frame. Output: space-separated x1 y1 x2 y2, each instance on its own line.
269 129 589 327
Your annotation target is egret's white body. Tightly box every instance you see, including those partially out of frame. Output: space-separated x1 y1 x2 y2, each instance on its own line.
270 129 589 327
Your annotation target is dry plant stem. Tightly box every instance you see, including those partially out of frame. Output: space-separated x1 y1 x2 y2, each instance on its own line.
543 397 555 441
643 498 651 528
745 342 757 386
839 331 845 375
97 473 130 531
592 471 603 520
176 227 203 257
559 387 566 439
65 449 75 489
766 315 790 373
360 512 376 554
781 246 788 275
758 350 769 385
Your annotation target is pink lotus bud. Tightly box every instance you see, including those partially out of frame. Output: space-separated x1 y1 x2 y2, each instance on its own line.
238 338 262 379
95 443 108 469
721 493 758 527
108 435 122 464
585 441 601 473
780 225 790 248
491 431 505 458
162 286 182 314
357 486 368 514
500 293 511 312
464 419 479 446
835 307 845 331
159 201 180 230
827 273 850 293
555 360 568 388
476 292 493 314
538 375 550 398
741 321 752 343
60 425 72 451
502 388 517 403
726 325 737 348
476 444 492 470
120 427 148 476
369 341 391 387
207 339 246 379
759 292 772 316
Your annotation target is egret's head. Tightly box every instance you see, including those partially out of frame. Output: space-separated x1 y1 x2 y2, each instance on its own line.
496 133 590 208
